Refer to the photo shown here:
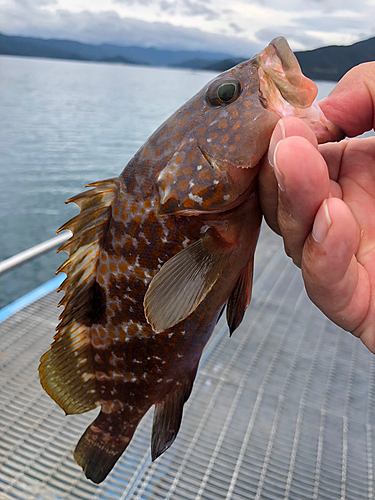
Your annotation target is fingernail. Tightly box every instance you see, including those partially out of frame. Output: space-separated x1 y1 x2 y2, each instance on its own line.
312 199 332 243
268 119 286 168
273 142 286 192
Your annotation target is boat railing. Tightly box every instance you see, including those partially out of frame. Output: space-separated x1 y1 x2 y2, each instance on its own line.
0 231 71 276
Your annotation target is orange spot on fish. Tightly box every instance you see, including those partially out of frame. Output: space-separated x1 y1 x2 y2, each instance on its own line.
217 119 228 129
166 218 176 230
196 126 207 136
132 216 142 228
174 154 183 165
100 264 108 275
154 148 161 158
178 179 189 192
232 120 242 131
198 169 212 181
131 204 138 214
183 198 195 209
186 150 197 163
173 131 184 142
109 262 117 272
162 173 174 184
119 262 128 273
163 139 171 150
144 199 151 208
220 134 230 144
121 211 128 221
142 146 150 158
178 119 187 127
135 268 146 279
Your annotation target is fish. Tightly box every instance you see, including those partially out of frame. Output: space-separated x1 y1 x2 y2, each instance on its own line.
39 37 343 484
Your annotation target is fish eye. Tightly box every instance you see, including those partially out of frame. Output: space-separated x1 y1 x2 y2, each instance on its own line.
206 78 241 106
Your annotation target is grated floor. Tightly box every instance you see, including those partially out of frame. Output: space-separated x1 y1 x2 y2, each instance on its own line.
0 225 374 500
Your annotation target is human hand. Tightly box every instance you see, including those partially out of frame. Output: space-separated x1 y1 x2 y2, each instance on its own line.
258 62 375 352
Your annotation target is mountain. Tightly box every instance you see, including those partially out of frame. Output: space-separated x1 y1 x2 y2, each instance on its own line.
0 33 232 67
1 32 374 81
202 37 375 81
295 36 375 80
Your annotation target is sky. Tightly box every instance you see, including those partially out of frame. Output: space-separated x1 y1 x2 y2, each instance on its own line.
0 0 374 57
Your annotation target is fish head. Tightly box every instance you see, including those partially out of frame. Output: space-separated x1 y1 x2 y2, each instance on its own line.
157 59 278 215
157 37 343 216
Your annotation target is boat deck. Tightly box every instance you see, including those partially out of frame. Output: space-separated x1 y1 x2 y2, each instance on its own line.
0 225 374 500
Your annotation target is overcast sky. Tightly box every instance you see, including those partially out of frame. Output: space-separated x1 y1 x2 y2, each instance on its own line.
0 0 374 56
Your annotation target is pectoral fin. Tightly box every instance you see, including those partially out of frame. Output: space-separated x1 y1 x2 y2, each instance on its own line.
226 258 254 336
152 368 197 460
144 230 233 333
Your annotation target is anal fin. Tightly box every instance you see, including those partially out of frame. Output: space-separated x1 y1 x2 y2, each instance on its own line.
226 258 254 336
151 368 197 461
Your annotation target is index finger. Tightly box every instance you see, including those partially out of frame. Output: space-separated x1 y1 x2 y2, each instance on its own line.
319 62 375 138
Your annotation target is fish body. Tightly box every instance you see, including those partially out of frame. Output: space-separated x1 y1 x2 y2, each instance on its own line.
39 37 343 483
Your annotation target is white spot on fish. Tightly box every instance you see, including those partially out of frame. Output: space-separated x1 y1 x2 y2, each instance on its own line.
82 372 95 383
188 192 203 204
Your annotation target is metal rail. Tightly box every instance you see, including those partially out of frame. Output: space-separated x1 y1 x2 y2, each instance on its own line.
0 232 71 276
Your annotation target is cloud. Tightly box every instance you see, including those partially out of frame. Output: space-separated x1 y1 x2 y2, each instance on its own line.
247 0 370 13
114 0 220 21
0 2 261 56
256 28 324 48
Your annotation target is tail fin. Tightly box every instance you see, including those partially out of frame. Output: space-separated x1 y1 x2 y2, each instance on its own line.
74 413 135 484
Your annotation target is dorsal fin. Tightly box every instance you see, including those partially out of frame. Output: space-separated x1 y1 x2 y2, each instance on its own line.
39 178 118 415
151 366 198 461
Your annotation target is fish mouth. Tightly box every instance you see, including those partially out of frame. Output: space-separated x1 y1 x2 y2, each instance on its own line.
251 36 344 143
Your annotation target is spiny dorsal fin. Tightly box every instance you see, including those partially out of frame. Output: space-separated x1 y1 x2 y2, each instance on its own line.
144 229 233 333
226 258 254 336
151 367 197 461
39 178 118 415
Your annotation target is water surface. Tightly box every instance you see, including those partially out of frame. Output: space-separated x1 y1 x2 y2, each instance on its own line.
0 56 217 307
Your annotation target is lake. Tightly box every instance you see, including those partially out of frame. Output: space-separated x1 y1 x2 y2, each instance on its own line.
0 55 337 308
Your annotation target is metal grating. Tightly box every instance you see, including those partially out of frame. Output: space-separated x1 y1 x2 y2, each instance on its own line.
0 224 374 499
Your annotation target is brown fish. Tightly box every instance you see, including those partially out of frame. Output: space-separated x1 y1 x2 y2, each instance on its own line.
39 37 343 484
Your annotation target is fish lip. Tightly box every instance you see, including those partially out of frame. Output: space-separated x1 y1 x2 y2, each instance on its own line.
251 38 345 143
252 36 318 109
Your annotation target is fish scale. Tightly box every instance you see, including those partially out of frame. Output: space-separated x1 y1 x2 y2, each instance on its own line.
39 37 344 485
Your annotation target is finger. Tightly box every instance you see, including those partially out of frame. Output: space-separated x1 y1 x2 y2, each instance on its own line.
301 198 372 347
258 116 318 235
273 134 330 267
319 62 375 137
